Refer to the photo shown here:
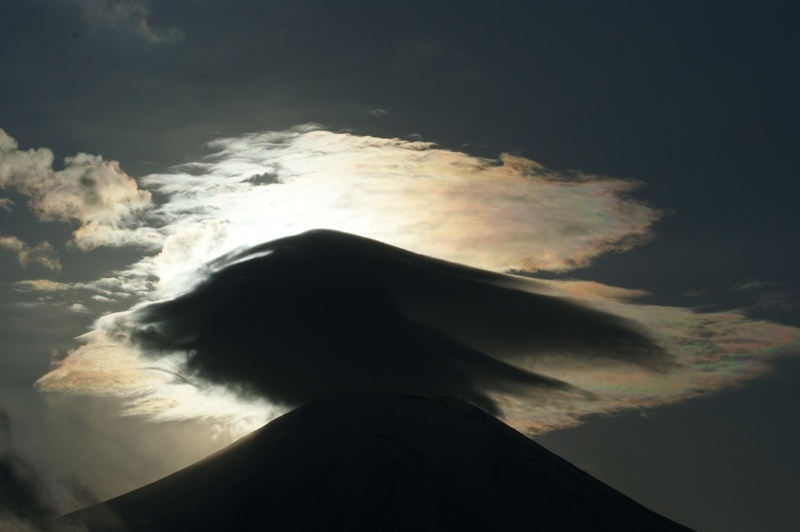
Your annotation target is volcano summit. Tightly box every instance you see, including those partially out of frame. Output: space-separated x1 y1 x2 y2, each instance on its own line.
67 395 689 531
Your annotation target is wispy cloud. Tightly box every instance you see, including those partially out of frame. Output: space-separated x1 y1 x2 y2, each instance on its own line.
133 125 661 295
503 280 800 431
15 125 661 301
0 237 60 272
20 125 799 437
0 129 153 250
77 0 182 43
12 276 145 314
37 340 284 437
733 280 795 314
13 280 71 292
0 198 13 212
37 232 800 436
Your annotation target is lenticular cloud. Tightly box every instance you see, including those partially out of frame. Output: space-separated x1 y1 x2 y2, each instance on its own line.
107 231 675 409
30 126 800 436
140 126 661 294
37 231 800 435
38 230 671 431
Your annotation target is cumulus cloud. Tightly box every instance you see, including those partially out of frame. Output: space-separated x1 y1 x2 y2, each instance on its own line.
0 237 61 272
77 0 182 43
0 129 152 250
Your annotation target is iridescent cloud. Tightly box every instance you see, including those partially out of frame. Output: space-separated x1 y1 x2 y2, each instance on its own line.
0 236 60 272
140 126 660 288
26 126 800 437
0 129 152 250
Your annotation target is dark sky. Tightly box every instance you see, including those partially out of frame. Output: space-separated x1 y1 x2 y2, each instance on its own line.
1 1 799 530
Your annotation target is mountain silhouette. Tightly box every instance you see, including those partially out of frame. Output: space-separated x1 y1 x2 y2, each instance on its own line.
66 395 690 531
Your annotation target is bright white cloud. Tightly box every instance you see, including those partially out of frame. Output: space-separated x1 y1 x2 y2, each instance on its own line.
0 129 153 250
136 126 661 293
25 125 800 437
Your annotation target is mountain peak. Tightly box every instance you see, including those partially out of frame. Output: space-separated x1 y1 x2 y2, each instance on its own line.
66 395 689 531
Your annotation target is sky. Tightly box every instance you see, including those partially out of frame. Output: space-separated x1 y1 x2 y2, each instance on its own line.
1 1 799 530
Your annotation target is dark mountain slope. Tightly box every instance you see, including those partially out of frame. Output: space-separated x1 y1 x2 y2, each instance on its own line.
66 395 690 531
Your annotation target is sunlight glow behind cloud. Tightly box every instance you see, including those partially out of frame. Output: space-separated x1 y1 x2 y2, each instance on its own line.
18 125 799 437
140 126 660 293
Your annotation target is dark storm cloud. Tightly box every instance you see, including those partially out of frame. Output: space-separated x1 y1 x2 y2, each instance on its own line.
109 230 672 415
